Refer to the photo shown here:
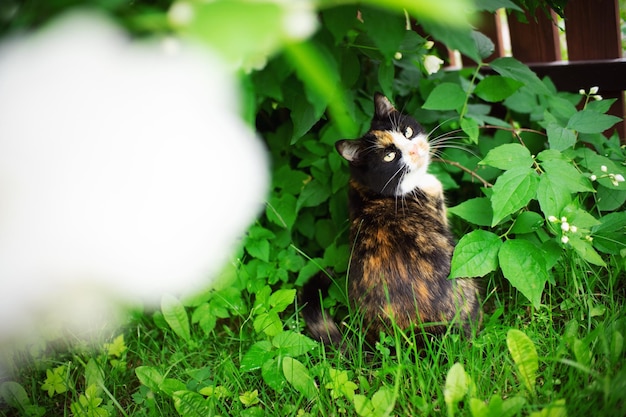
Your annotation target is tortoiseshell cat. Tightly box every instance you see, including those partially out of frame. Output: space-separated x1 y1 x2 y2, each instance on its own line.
302 93 482 346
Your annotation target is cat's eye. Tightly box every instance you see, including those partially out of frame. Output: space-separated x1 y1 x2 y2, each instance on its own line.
383 151 396 162
404 126 414 138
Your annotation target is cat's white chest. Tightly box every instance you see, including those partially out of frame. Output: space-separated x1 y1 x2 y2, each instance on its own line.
400 170 443 197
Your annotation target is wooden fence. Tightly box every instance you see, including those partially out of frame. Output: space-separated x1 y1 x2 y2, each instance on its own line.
460 0 626 139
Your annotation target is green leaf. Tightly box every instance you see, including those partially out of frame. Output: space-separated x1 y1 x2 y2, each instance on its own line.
269 289 296 312
282 357 318 399
41 366 68 397
480 143 533 170
371 387 395 417
325 368 358 400
444 363 469 415
253 311 283 336
285 41 357 138
490 167 540 226
161 294 191 343
354 394 375 417
361 6 406 60
510 211 544 234
0 381 32 410
450 230 502 278
297 179 331 210
473 30 495 60
160 379 187 396
546 124 577 151
536 175 572 219
240 341 275 372
470 395 526 417
474 76 523 102
422 83 466 110
172 390 211 417
421 20 480 63
490 57 550 95
246 238 270 262
378 62 395 99
356 0 474 25
475 0 523 12
85 359 105 394
529 399 567 417
597 186 626 211
135 366 164 393
507 329 538 395
567 109 622 134
104 334 126 358
262 358 286 391
272 331 317 357
460 117 480 144
239 390 260 407
541 159 594 193
499 240 548 308
569 237 606 267
448 197 493 226
181 1 304 72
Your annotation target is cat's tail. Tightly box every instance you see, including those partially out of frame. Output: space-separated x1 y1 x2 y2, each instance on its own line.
301 272 343 346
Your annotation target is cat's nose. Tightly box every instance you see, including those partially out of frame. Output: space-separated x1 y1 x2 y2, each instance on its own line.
409 142 428 157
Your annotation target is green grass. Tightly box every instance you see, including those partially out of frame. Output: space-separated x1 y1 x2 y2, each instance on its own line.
1 256 624 417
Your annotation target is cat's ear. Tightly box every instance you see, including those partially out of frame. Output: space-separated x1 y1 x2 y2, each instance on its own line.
374 93 395 120
336 139 361 162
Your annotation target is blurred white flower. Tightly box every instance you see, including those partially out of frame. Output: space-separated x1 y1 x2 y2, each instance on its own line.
0 12 268 345
561 222 570 232
589 86 599 95
561 236 569 244
601 165 608 172
614 174 625 183
548 215 558 223
424 54 444 75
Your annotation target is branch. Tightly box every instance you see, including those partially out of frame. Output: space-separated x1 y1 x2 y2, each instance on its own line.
433 157 493 188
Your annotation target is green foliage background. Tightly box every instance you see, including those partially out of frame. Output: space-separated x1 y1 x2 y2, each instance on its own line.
1 0 625 416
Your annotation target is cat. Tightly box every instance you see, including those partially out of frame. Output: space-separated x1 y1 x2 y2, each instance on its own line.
302 93 482 347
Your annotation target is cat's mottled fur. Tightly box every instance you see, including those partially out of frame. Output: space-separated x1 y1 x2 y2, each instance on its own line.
302 93 482 346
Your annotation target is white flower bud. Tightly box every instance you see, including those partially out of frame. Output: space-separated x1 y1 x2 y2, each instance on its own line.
579 89 586 95
570 225 578 233
561 236 569 244
593 95 603 101
615 174 625 183
548 215 558 223
601 165 608 172
423 55 444 75
424 40 435 50
561 222 570 232
589 86 599 94
590 174 597 181
561 217 568 223
394 51 403 60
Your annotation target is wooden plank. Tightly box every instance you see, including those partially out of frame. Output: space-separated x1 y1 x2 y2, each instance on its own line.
563 0 623 138
506 9 561 63
564 0 622 61
528 59 626 91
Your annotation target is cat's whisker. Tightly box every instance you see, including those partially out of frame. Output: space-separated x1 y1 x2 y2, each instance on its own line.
382 165 406 194
427 117 458 139
431 144 480 159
